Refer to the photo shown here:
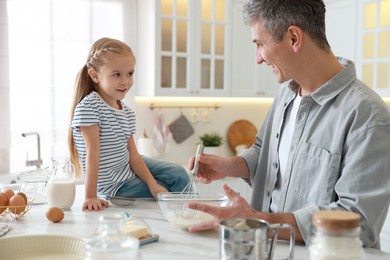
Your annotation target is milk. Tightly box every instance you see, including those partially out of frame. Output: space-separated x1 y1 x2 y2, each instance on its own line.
46 180 76 210
46 157 76 210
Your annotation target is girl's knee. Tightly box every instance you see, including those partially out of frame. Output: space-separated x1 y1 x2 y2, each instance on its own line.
171 164 187 175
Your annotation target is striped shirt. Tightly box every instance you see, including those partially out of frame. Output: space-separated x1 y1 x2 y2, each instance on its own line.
72 91 136 196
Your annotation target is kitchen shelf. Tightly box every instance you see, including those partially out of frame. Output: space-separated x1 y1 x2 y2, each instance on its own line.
148 103 222 110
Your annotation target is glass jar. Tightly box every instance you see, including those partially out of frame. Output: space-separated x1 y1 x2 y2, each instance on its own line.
85 212 140 260
309 210 364 260
46 157 76 210
17 167 51 204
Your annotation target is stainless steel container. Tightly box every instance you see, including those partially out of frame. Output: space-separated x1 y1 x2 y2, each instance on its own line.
219 218 295 260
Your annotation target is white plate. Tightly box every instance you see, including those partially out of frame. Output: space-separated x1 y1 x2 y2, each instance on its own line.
0 234 85 259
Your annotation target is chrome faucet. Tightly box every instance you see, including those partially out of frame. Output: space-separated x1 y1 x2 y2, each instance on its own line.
21 132 43 169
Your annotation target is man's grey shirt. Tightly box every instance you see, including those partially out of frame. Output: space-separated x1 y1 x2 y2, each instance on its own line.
241 57 390 248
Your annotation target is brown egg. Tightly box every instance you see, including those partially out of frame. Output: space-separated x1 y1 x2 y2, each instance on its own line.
8 194 26 214
16 192 28 204
2 189 15 200
0 193 9 214
46 207 64 223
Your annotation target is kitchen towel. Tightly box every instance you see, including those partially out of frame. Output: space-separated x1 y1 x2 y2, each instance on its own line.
152 112 170 155
168 114 195 144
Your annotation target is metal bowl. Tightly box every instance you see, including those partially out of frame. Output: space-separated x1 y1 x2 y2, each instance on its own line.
107 196 136 206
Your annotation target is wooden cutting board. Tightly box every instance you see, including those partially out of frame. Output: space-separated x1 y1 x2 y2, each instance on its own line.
227 120 257 153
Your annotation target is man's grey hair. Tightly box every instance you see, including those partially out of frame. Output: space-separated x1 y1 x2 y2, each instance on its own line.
243 0 330 49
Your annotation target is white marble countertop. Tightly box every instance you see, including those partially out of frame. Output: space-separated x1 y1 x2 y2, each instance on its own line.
1 185 390 260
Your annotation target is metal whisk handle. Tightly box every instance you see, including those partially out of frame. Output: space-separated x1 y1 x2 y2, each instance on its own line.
192 142 204 177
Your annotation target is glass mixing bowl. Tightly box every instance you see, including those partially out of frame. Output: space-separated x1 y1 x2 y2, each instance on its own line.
157 192 231 229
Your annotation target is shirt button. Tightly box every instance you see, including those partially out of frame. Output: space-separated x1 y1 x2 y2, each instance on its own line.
266 191 270 196
276 133 279 139
273 162 278 168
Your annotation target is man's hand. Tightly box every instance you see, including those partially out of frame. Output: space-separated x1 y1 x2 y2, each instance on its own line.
187 184 256 232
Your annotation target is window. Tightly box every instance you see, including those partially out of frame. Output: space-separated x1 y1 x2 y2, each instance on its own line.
4 0 135 173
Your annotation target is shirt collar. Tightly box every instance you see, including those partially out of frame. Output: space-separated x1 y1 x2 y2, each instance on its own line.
286 57 356 105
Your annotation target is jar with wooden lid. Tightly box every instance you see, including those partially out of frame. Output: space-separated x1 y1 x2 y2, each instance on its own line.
309 210 364 260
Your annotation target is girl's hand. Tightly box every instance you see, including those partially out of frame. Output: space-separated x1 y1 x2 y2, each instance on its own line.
149 182 168 198
82 197 109 211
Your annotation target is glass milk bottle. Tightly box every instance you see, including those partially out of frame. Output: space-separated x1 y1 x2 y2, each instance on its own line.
309 210 364 260
46 157 76 210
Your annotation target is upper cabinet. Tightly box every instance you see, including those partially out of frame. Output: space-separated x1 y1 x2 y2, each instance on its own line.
136 0 390 97
325 0 390 96
137 0 231 97
325 0 358 61
136 0 278 97
357 0 390 96
230 0 278 97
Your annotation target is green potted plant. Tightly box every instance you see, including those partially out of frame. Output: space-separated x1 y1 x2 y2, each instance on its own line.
199 132 223 154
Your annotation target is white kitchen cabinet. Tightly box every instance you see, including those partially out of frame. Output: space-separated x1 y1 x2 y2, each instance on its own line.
230 0 389 98
137 0 389 97
136 0 278 98
136 0 231 97
325 0 390 96
325 0 358 61
230 0 279 97
356 0 390 96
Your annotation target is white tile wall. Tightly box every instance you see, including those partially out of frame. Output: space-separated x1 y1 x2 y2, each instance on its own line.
132 97 273 165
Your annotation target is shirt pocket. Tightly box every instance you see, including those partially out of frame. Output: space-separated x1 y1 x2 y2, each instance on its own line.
294 142 341 205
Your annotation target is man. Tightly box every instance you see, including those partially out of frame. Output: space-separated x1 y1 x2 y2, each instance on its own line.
188 0 390 248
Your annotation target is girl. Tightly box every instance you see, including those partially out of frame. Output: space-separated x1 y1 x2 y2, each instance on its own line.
69 38 190 211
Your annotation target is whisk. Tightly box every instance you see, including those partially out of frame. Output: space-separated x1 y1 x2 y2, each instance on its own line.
174 142 204 218
183 142 204 194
